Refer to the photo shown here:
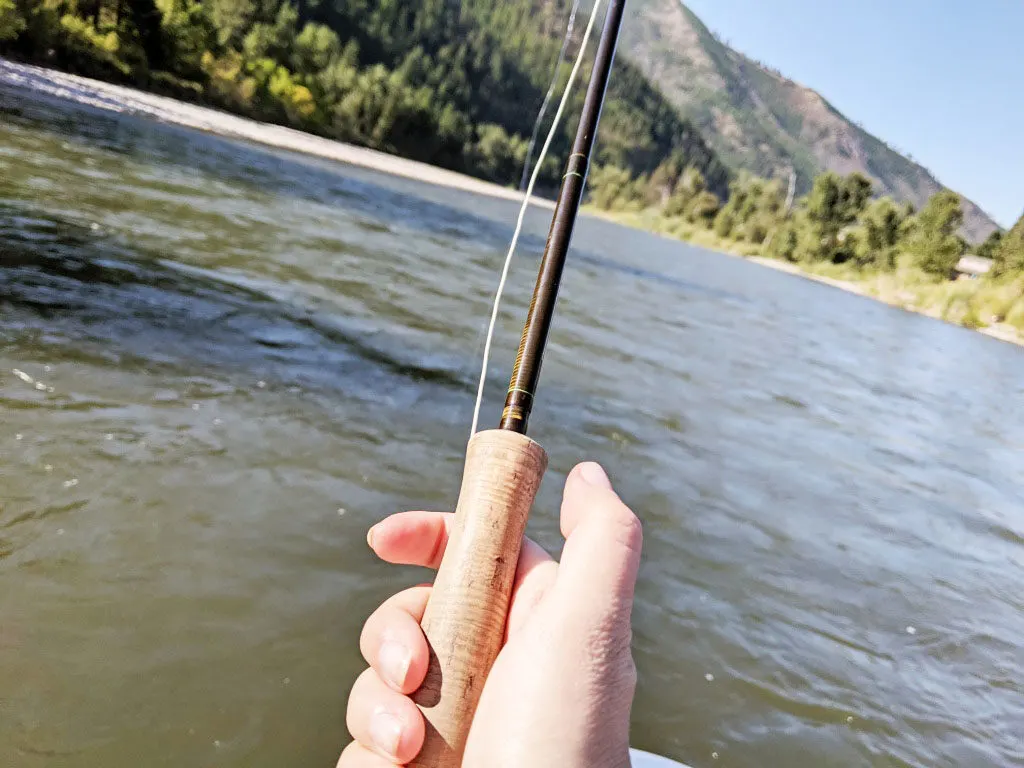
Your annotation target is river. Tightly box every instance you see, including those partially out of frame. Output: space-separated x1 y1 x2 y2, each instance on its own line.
2 86 1022 768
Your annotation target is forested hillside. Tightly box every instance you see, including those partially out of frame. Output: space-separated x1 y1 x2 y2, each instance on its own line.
0 0 731 197
619 0 999 242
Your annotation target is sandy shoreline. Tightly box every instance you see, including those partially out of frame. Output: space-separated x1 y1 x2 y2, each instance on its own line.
0 57 554 209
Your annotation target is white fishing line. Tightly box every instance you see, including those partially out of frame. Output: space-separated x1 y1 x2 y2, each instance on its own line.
470 0 605 437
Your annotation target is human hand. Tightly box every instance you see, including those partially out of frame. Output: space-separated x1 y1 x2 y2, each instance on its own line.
338 461 642 768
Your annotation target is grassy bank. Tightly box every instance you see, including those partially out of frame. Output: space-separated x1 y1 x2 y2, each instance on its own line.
589 206 1024 348
584 207 762 258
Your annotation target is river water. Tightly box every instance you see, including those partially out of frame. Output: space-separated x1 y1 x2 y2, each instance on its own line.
2 87 1022 768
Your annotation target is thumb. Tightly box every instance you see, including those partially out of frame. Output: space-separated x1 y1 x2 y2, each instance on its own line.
554 462 642 629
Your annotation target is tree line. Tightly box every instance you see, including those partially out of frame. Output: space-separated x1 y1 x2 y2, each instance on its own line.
588 160 1024 330
0 0 730 197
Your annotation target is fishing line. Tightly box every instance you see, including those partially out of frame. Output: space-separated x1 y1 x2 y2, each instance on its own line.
470 0 605 437
518 0 583 192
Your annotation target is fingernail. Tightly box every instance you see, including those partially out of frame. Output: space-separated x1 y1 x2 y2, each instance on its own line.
579 462 612 489
366 525 375 549
379 640 411 689
370 706 402 758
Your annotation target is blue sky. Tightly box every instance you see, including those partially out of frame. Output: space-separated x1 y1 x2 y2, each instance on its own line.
682 0 1023 228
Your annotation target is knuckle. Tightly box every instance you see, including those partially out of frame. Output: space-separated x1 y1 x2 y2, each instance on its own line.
607 501 643 553
348 671 368 733
622 650 638 692
582 615 634 678
359 614 375 649
335 740 360 767
359 606 389 659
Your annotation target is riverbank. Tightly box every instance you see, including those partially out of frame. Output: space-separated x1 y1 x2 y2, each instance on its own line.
3 58 1020 349
588 207 1024 349
0 58 553 210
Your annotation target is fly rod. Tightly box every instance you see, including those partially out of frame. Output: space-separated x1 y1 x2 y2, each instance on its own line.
410 0 628 765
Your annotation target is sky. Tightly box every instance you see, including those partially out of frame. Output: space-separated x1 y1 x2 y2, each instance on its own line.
681 0 1024 228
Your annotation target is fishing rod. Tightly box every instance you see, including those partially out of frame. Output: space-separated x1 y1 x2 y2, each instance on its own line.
410 0 627 765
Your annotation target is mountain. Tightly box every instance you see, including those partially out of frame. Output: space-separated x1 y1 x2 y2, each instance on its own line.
459 0 731 196
619 0 999 241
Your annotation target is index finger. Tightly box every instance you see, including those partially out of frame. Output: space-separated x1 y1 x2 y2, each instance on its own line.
367 511 559 641
368 511 453 569
367 511 554 576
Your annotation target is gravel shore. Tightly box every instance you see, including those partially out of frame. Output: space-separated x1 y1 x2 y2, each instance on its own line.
0 57 551 208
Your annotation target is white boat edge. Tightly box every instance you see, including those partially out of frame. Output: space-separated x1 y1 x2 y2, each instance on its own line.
629 748 693 767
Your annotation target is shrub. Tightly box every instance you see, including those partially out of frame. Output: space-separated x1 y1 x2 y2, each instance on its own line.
713 209 735 238
901 190 965 278
1006 300 1024 331
59 13 129 76
0 0 25 42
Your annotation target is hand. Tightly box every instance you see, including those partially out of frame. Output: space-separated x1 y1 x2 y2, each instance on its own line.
338 462 642 768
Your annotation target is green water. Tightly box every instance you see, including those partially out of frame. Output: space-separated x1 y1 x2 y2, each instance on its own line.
1 87 1023 768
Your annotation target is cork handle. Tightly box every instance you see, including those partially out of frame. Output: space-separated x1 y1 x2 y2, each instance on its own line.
409 429 548 767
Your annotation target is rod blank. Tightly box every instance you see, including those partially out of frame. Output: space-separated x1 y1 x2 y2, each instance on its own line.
500 0 627 434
